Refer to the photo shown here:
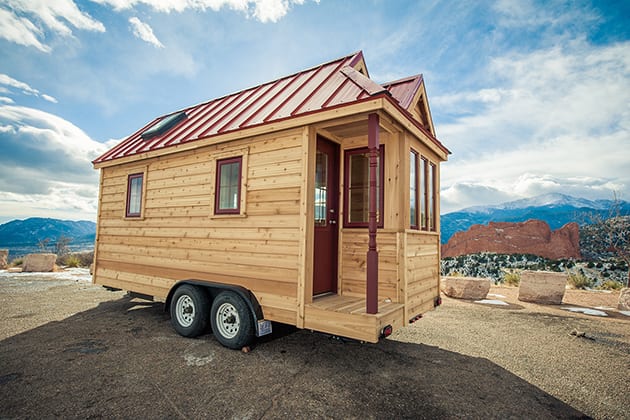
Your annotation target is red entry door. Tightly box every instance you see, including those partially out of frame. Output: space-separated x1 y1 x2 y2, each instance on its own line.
313 136 339 295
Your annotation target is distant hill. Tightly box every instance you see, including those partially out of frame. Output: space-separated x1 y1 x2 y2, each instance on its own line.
0 217 96 246
440 193 630 244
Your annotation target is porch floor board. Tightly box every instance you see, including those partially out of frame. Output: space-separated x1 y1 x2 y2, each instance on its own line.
309 294 403 317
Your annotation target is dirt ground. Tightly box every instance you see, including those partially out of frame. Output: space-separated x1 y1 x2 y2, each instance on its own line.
1 271 628 419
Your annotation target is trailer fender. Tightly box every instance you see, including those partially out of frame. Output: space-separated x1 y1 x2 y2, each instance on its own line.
165 280 268 336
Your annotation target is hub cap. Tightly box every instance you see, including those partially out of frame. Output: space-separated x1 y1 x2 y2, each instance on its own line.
175 295 195 327
216 302 240 339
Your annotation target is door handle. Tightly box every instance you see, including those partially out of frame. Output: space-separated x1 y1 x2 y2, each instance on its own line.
329 220 337 225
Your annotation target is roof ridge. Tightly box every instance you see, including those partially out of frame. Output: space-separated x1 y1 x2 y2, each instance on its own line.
168 51 365 118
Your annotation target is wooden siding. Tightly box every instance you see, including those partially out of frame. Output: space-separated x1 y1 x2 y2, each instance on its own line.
404 231 440 321
94 128 305 325
339 230 400 302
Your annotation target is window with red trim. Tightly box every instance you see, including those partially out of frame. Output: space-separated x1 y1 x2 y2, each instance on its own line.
410 150 419 229
215 156 242 214
410 151 437 231
126 173 143 218
343 146 384 227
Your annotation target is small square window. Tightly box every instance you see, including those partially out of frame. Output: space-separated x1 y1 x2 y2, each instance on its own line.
215 156 242 215
126 173 144 218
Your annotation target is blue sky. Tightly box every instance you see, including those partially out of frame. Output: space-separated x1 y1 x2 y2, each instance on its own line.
0 0 628 223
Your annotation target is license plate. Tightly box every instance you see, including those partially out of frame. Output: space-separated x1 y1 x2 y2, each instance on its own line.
257 320 272 337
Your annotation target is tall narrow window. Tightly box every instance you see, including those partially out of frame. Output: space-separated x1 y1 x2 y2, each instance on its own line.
410 151 419 229
420 157 427 230
344 146 384 227
126 173 144 218
215 156 242 214
429 162 436 231
315 150 328 226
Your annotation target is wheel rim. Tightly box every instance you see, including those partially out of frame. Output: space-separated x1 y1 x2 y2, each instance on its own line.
215 302 240 339
175 294 195 328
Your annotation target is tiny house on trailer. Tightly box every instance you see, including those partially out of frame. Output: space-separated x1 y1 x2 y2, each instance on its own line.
92 51 450 349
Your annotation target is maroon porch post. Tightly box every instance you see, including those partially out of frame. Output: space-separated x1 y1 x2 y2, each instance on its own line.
366 113 379 314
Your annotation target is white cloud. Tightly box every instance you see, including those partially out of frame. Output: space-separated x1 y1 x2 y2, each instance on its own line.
493 0 600 29
129 17 164 48
0 0 105 52
0 105 109 221
0 8 50 52
93 0 310 22
0 97 15 104
438 39 630 212
0 74 58 104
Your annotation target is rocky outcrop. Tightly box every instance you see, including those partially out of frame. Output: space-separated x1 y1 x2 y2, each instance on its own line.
22 253 57 272
441 276 491 300
441 220 581 260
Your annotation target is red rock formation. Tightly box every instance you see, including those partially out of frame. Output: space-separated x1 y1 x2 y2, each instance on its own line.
441 220 581 260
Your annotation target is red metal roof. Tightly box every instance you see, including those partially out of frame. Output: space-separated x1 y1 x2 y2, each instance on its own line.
94 51 440 164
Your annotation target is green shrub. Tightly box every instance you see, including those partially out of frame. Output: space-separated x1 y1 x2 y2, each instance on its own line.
598 280 623 290
567 271 593 289
65 255 81 268
10 258 23 266
503 270 520 286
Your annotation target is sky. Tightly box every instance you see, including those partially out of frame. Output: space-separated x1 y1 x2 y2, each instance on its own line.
0 0 628 223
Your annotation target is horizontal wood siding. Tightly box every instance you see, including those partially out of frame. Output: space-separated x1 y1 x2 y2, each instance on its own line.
339 230 399 302
94 129 304 325
404 231 440 321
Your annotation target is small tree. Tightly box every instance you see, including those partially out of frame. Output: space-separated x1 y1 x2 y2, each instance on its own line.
54 235 72 257
583 194 630 287
37 238 51 252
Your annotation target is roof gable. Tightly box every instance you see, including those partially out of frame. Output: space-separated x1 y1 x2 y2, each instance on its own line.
94 51 441 164
383 75 435 136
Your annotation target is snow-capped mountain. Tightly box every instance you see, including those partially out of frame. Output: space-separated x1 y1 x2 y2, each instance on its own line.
441 194 630 244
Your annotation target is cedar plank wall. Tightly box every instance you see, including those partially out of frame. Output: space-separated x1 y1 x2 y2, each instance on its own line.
94 128 305 325
339 128 442 319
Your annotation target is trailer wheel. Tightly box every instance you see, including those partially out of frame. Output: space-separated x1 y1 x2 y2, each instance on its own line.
170 285 209 338
210 291 255 349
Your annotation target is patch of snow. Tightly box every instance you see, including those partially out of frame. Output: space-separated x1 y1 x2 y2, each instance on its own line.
594 306 615 311
0 268 92 282
475 299 509 306
620 311 630 317
562 307 608 317
487 293 506 298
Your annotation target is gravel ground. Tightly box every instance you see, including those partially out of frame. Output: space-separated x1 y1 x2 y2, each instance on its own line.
394 286 630 419
1 270 628 418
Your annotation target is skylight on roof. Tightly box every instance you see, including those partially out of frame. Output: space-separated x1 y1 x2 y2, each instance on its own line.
141 111 187 140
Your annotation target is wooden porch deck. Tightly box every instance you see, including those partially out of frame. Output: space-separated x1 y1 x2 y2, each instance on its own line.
309 294 404 316
304 294 405 343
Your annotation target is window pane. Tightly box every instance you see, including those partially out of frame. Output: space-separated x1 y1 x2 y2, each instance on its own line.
346 148 381 225
315 151 328 226
127 174 143 217
216 158 241 213
410 151 417 228
429 163 436 231
421 158 427 229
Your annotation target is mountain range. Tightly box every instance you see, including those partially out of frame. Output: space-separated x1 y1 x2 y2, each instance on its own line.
0 218 96 246
440 193 630 244
1 193 628 249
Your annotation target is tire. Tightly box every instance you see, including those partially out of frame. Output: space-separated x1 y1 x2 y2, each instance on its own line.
210 291 255 349
170 285 210 338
